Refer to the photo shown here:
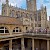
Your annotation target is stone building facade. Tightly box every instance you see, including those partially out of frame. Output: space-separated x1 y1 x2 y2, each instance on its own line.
2 0 47 30
0 0 50 50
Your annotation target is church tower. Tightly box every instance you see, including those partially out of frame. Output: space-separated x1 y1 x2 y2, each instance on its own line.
26 0 37 12
2 0 9 16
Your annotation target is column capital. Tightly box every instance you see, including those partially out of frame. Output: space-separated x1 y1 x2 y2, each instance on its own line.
47 39 50 41
32 38 34 39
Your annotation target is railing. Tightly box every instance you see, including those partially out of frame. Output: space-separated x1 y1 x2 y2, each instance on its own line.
0 31 50 39
23 30 50 36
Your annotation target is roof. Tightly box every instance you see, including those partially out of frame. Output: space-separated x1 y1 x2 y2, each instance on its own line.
0 15 23 25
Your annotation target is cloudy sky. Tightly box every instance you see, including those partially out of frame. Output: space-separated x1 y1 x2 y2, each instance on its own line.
0 0 50 20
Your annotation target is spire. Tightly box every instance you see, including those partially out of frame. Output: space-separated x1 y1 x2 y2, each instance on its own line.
6 0 9 16
6 0 9 5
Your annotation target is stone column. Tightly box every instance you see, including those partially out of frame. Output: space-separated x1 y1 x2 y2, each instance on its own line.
9 40 12 50
32 38 34 50
47 40 50 50
27 39 31 50
21 38 25 50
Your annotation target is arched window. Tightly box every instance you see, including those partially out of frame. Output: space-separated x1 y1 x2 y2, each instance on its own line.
0 27 9 34
13 27 21 33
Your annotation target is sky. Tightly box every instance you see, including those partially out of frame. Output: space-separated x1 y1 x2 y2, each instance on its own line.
0 0 50 20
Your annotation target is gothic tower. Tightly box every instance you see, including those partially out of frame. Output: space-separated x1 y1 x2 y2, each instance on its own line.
6 0 9 6
26 0 37 12
2 0 9 16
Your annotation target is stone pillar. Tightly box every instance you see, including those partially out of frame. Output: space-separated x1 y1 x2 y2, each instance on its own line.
9 40 12 50
32 38 34 50
47 40 50 50
21 38 25 50
27 39 31 50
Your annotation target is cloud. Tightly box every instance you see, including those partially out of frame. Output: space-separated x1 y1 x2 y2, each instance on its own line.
0 10 1 15
43 0 50 3
9 0 26 8
0 0 5 4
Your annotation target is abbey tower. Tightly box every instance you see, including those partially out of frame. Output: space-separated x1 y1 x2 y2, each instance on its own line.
2 0 9 16
6 0 9 5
